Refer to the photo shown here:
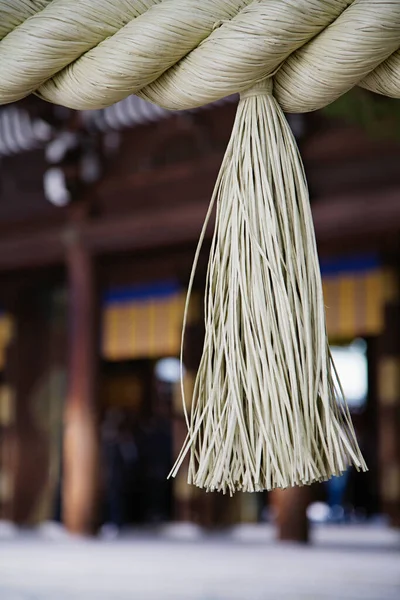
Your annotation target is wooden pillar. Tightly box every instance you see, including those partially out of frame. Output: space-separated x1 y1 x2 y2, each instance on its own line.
271 486 311 543
0 317 15 522
63 234 99 534
5 292 51 525
376 269 400 526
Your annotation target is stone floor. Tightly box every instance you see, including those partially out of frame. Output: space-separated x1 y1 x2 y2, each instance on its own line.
0 523 399 600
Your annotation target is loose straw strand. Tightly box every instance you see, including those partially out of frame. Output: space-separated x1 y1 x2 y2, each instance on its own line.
172 77 367 493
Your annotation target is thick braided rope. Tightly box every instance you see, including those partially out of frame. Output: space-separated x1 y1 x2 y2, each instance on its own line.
0 0 373 494
0 0 399 112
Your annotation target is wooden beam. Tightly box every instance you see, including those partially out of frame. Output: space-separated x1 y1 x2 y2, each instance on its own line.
85 202 211 254
0 229 65 271
0 187 400 272
0 201 212 271
312 187 400 241
92 154 220 215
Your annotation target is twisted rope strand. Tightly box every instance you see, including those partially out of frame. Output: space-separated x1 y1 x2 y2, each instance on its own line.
0 0 399 110
360 49 400 98
0 0 50 39
274 0 400 112
138 0 352 109
38 0 249 108
0 0 159 104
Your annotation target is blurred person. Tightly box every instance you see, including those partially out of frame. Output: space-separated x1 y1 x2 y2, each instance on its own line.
346 419 377 521
101 408 138 537
325 469 350 522
138 415 172 523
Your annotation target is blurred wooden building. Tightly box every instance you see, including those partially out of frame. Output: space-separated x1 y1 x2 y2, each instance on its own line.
0 92 399 536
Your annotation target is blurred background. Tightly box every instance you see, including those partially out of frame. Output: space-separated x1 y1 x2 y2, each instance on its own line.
0 89 399 599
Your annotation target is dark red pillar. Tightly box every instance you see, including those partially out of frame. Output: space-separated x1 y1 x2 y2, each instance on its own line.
272 487 311 542
63 235 99 534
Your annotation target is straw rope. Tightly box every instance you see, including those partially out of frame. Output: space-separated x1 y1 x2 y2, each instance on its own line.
0 0 399 111
0 0 385 492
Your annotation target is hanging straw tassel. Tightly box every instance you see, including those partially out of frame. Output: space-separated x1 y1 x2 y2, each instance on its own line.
171 78 367 494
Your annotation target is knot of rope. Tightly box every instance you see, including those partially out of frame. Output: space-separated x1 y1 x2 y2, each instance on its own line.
0 0 399 111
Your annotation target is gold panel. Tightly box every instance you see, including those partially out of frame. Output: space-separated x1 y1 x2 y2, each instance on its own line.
102 292 186 361
338 276 356 339
322 269 384 339
364 272 383 335
323 279 339 336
